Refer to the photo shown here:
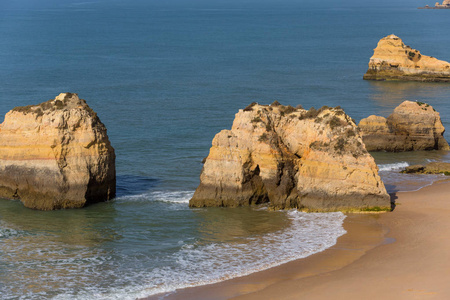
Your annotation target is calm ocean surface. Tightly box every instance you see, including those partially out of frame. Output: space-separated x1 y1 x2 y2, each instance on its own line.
1 0 450 299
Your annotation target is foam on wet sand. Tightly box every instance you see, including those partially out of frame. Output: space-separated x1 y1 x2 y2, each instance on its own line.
149 180 450 300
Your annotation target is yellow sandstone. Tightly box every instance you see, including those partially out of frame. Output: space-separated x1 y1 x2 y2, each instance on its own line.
190 103 390 212
359 100 449 152
0 93 116 210
363 34 450 81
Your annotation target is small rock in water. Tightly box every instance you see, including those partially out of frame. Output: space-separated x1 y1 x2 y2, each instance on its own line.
363 34 450 82
359 100 449 152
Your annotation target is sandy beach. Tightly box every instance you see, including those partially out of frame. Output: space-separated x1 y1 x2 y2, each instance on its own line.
148 180 450 300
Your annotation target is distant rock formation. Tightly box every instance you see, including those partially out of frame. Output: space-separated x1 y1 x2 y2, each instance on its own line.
419 1 450 8
402 162 450 175
359 100 449 152
0 93 116 210
190 102 390 212
437 0 450 7
363 34 450 81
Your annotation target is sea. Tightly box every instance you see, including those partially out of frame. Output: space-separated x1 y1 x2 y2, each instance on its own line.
1 0 450 299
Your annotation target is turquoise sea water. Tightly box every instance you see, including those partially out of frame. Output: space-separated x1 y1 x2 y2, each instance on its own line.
1 0 450 299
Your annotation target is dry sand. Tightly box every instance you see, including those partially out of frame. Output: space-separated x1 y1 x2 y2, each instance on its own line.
146 180 450 300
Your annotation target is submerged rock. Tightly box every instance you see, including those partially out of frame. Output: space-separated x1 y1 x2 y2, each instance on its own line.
363 34 450 82
0 93 116 210
401 162 450 175
359 100 449 152
190 103 390 212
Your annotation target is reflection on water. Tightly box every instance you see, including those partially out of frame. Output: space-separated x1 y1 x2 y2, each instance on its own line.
367 81 450 116
0 198 119 246
0 199 119 298
372 150 450 165
0 197 346 300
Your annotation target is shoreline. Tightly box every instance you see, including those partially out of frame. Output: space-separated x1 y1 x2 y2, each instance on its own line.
144 179 450 300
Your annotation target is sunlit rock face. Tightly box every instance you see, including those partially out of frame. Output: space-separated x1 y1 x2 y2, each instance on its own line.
359 100 449 152
0 93 116 210
363 34 450 81
190 102 390 212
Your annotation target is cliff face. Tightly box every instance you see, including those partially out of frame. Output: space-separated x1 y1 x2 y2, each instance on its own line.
0 93 116 210
363 34 450 81
190 103 390 212
359 100 449 152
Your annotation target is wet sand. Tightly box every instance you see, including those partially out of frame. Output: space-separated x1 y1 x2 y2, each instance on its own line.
146 180 450 300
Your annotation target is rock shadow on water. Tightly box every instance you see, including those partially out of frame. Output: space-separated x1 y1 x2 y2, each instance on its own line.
116 174 160 197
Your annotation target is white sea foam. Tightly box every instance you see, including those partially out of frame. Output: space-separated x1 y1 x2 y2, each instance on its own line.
51 210 346 300
1 192 346 300
150 190 193 203
425 158 438 163
115 190 194 204
378 162 409 172
0 227 20 239
0 221 27 239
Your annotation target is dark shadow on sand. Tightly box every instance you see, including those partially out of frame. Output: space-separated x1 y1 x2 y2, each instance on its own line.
390 193 398 211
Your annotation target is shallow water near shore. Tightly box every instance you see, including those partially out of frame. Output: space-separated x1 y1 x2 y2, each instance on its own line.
0 198 346 299
2 0 450 299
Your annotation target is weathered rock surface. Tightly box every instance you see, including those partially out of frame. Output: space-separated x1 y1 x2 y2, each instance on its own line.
359 100 449 152
0 93 116 210
190 102 390 212
363 34 450 81
401 162 450 175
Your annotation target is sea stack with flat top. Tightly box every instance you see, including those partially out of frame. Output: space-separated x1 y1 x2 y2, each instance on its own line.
363 34 450 81
190 102 390 212
359 100 449 152
0 93 116 210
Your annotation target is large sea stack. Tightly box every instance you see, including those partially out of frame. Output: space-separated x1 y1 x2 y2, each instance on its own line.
190 103 390 212
363 34 450 81
359 100 449 152
0 93 116 210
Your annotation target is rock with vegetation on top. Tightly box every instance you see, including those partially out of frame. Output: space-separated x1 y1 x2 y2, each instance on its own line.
0 93 116 210
363 34 450 81
359 100 449 152
189 102 390 212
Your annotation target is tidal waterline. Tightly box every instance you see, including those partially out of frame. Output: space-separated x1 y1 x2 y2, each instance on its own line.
1 0 450 298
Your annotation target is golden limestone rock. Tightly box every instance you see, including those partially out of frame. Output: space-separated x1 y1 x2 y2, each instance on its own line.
359 100 449 152
363 34 450 81
419 1 450 8
0 93 116 210
190 102 390 212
